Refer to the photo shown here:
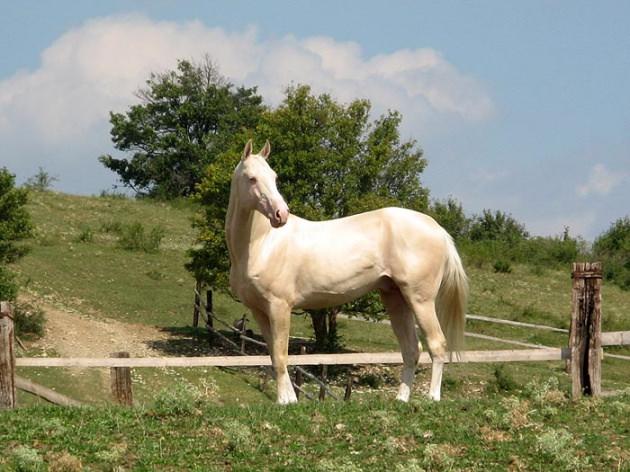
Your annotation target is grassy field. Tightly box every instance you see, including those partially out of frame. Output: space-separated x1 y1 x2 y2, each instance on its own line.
3 189 630 469
1 390 629 471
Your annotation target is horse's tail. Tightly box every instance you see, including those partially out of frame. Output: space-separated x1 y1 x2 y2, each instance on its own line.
436 233 468 359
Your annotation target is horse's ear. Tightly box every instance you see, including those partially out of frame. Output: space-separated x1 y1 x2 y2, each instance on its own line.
259 140 271 159
241 139 253 161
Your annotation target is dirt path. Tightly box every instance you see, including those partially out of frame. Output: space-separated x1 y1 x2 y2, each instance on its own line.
20 294 173 358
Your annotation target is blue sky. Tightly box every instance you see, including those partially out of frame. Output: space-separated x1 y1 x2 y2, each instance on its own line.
1 1 628 240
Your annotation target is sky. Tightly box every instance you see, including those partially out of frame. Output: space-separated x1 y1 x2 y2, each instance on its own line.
1 1 628 240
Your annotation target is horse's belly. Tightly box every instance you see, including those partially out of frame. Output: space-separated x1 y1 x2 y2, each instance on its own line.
292 265 386 310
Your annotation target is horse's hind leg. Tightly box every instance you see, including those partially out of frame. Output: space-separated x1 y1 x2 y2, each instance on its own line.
400 292 447 401
380 287 420 402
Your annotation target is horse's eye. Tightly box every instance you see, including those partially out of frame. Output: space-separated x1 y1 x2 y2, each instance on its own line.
249 177 257 184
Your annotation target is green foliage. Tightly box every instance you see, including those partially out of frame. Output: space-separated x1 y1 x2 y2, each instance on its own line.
24 167 58 191
429 197 469 241
117 222 165 253
493 259 512 274
74 225 94 243
1 168 33 264
470 209 529 243
10 445 44 472
0 168 33 302
99 57 264 198
13 302 46 339
593 216 630 290
151 380 214 416
489 365 519 392
0 265 18 301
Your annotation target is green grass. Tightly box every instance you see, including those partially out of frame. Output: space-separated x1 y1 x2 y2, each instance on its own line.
1 391 629 471
9 190 630 405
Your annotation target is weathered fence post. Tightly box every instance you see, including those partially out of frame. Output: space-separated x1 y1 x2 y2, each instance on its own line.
0 302 16 409
110 352 133 406
344 372 353 401
239 315 247 354
319 365 328 401
206 290 214 329
569 262 603 400
295 345 306 399
192 280 202 328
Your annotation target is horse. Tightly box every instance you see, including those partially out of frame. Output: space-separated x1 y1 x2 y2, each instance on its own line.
226 139 468 404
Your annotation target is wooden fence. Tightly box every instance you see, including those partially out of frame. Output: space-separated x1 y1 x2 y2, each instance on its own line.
1 262 629 408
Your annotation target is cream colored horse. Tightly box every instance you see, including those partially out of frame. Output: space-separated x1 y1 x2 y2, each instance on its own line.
226 140 468 404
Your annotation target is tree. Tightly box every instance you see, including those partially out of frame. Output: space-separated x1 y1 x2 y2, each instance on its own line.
593 216 630 290
99 58 265 198
0 168 33 301
429 197 470 241
189 85 429 349
469 210 529 244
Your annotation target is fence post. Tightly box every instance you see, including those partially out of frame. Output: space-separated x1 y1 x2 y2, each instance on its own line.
206 290 213 329
193 280 202 328
110 352 133 406
319 365 328 401
569 262 603 400
239 315 247 354
295 345 306 399
0 302 16 409
344 373 353 401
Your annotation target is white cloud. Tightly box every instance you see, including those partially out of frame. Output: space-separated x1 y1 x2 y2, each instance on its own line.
0 14 494 193
577 163 626 197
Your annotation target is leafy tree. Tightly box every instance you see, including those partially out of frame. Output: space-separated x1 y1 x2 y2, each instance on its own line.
0 168 33 301
429 197 470 241
24 167 58 191
593 217 630 290
99 58 265 198
469 209 529 244
189 85 428 349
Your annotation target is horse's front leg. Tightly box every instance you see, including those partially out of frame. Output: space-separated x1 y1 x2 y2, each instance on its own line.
267 300 297 405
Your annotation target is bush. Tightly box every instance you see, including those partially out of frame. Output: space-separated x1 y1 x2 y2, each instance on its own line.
24 167 58 191
0 266 18 302
593 217 630 290
74 225 94 243
14 302 46 338
493 259 512 274
117 222 165 253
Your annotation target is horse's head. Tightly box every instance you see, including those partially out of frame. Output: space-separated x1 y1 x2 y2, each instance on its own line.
235 140 290 228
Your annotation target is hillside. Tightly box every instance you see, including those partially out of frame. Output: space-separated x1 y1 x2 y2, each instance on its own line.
8 190 630 406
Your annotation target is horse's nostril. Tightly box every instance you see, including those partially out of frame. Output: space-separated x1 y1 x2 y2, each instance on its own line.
275 209 282 220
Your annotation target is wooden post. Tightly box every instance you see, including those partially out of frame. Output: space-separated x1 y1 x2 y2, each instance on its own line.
344 373 353 401
110 352 133 406
319 364 328 401
192 280 201 328
569 262 603 400
240 315 247 353
295 345 306 399
0 302 16 409
206 290 213 329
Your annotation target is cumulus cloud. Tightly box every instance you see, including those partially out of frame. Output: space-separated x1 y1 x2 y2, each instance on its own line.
0 14 494 192
577 163 626 197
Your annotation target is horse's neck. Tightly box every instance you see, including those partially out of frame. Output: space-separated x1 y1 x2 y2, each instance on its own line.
225 186 270 270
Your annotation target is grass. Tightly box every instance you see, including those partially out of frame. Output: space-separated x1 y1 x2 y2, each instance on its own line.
8 190 630 407
1 391 629 470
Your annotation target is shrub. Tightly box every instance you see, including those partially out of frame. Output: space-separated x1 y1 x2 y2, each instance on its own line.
74 225 94 243
493 259 512 274
24 167 58 191
0 265 18 301
151 381 208 416
11 445 44 472
593 217 630 290
117 222 165 253
14 302 46 338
